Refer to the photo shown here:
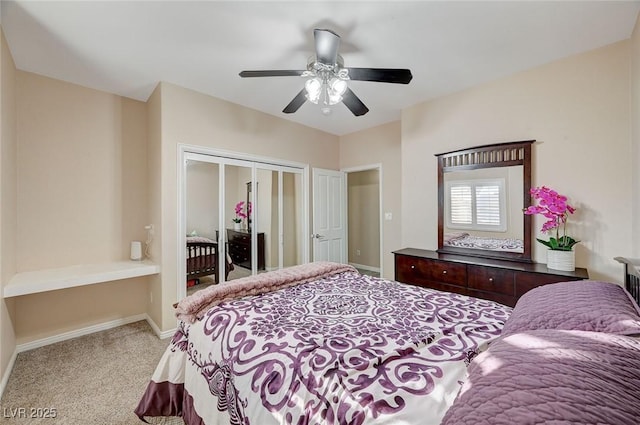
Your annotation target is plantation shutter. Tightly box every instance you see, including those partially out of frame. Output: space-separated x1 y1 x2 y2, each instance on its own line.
449 185 472 225
475 184 501 226
446 179 506 232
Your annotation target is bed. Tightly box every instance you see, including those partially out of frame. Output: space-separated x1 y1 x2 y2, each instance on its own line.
186 236 233 284
440 279 640 424
615 256 640 306
136 262 511 424
136 262 640 424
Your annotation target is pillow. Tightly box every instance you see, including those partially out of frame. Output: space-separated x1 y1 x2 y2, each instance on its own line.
501 280 640 337
441 329 640 424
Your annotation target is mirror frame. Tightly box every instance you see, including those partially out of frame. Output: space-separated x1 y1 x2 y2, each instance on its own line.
436 140 534 263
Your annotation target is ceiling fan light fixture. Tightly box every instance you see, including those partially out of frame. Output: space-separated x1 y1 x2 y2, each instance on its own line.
304 78 322 103
329 77 348 99
305 75 349 108
325 79 346 106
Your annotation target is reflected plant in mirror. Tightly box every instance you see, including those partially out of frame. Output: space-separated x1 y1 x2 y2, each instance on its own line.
233 201 245 223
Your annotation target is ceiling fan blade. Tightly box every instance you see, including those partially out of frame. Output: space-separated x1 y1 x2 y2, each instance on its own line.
282 89 307 114
346 68 413 84
314 29 340 65
342 88 369 116
239 70 305 78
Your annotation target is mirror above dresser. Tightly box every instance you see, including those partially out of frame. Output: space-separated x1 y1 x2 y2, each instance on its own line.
436 140 534 263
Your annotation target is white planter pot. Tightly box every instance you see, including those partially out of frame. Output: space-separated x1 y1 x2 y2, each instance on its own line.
233 222 242 231
547 249 575 272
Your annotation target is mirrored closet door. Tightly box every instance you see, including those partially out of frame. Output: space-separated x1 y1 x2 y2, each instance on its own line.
181 150 307 299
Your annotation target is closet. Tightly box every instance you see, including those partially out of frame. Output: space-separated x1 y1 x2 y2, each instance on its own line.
179 148 308 299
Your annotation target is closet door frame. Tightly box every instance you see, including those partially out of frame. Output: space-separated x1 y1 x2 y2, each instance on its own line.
178 144 309 301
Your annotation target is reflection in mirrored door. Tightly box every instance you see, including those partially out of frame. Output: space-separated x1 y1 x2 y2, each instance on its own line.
179 148 308 301
255 167 306 271
224 163 256 281
185 160 221 296
283 172 304 267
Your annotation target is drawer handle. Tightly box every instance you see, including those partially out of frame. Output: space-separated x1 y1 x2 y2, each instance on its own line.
410 265 416 269
489 277 494 283
442 270 448 275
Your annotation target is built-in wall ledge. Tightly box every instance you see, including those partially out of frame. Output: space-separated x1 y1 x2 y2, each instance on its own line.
3 261 160 298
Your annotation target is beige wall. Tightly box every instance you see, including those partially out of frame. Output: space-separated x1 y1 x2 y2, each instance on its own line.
1 28 17 386
16 72 149 269
11 71 150 343
154 82 340 330
632 13 640 257
13 278 148 344
340 121 401 279
402 41 631 283
347 170 380 269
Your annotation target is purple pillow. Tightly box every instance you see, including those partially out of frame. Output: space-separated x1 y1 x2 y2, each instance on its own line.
501 280 640 337
441 329 640 424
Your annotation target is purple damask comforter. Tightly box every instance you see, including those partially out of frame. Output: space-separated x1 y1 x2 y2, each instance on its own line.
136 264 511 425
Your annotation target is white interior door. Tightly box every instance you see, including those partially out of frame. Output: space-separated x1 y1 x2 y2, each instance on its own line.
312 168 346 263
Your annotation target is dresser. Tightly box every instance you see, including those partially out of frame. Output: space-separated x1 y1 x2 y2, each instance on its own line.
394 248 589 307
227 229 265 270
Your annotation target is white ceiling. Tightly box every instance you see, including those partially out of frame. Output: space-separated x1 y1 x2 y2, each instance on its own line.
2 1 639 136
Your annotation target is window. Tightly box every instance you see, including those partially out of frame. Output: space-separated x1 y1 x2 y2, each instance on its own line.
446 179 507 232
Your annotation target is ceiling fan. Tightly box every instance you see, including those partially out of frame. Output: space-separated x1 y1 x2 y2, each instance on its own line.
239 29 413 116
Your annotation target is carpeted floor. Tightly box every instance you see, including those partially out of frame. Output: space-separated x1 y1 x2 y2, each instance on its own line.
0 321 171 424
356 268 380 278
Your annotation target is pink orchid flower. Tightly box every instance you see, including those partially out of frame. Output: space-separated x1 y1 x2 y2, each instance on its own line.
524 186 579 251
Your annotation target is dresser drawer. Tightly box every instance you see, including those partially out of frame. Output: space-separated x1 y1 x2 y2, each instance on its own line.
396 256 466 286
226 229 266 270
228 232 251 244
468 289 516 307
229 242 249 253
515 272 582 297
230 253 249 262
468 265 515 295
228 242 249 262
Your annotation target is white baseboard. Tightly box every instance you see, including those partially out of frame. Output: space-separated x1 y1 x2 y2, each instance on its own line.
349 262 381 273
0 348 17 400
145 314 176 339
16 313 148 353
